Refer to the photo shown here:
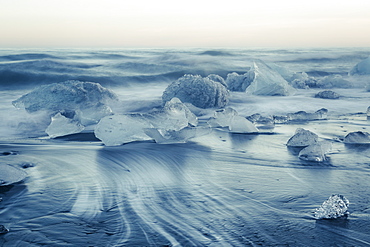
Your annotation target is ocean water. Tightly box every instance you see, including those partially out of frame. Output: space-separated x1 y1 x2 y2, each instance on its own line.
0 48 370 246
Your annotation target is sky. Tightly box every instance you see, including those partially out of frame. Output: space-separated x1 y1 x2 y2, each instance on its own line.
1 0 370 47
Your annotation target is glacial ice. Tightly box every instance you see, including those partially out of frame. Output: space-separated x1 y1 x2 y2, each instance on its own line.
95 98 200 146
225 72 251 92
45 113 85 138
162 74 229 109
207 107 258 133
344 131 370 144
286 128 319 147
314 194 349 219
349 57 370 75
298 141 332 162
0 164 27 186
245 61 295 96
315 90 340 99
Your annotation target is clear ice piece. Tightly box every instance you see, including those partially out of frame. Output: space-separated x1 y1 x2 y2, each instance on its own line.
207 107 238 128
287 128 319 147
46 113 85 138
298 141 332 162
314 194 349 219
144 127 212 144
229 116 258 133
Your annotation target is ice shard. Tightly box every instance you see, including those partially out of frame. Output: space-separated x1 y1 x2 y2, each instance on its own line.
45 113 85 138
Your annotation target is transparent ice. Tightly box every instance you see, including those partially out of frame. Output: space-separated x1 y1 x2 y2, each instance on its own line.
245 61 295 96
275 108 328 123
298 141 332 162
314 194 349 219
144 127 212 144
45 113 85 138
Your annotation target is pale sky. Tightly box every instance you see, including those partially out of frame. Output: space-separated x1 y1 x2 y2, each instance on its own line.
1 0 370 47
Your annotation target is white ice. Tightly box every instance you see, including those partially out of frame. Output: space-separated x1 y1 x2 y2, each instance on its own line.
245 61 295 96
45 113 85 138
314 194 349 219
349 57 370 75
286 128 318 147
162 74 229 109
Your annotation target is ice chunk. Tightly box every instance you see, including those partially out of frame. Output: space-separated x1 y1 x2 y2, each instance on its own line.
287 108 328 122
298 141 332 162
95 98 199 146
207 74 227 87
45 113 85 138
162 74 229 109
229 116 258 133
13 80 117 113
207 108 238 128
247 114 275 131
207 107 258 133
0 225 9 234
316 75 352 88
343 131 370 144
95 114 153 146
287 128 319 147
0 164 27 186
349 57 370 75
314 194 349 219
315 90 340 99
245 61 295 96
225 72 252 92
144 127 212 144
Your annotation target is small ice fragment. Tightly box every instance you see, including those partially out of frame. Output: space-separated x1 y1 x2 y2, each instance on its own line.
0 225 9 234
344 131 370 144
144 127 212 144
75 104 113 126
94 114 153 146
247 114 275 131
0 164 27 186
314 194 349 219
207 107 238 128
287 108 328 122
349 57 370 75
46 113 85 138
229 116 258 133
162 74 229 108
298 141 332 162
245 61 295 96
367 106 370 117
162 97 198 128
315 90 340 99
287 128 319 147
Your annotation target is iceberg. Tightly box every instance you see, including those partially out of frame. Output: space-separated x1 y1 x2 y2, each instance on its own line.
225 72 252 92
287 128 319 147
314 194 349 219
245 61 295 96
298 141 332 162
162 74 229 109
207 107 258 133
349 57 370 75
95 98 200 146
0 164 27 186
343 131 370 144
45 113 85 138
315 90 340 99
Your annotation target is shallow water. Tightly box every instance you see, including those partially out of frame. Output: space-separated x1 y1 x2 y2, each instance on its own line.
1 48 370 246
